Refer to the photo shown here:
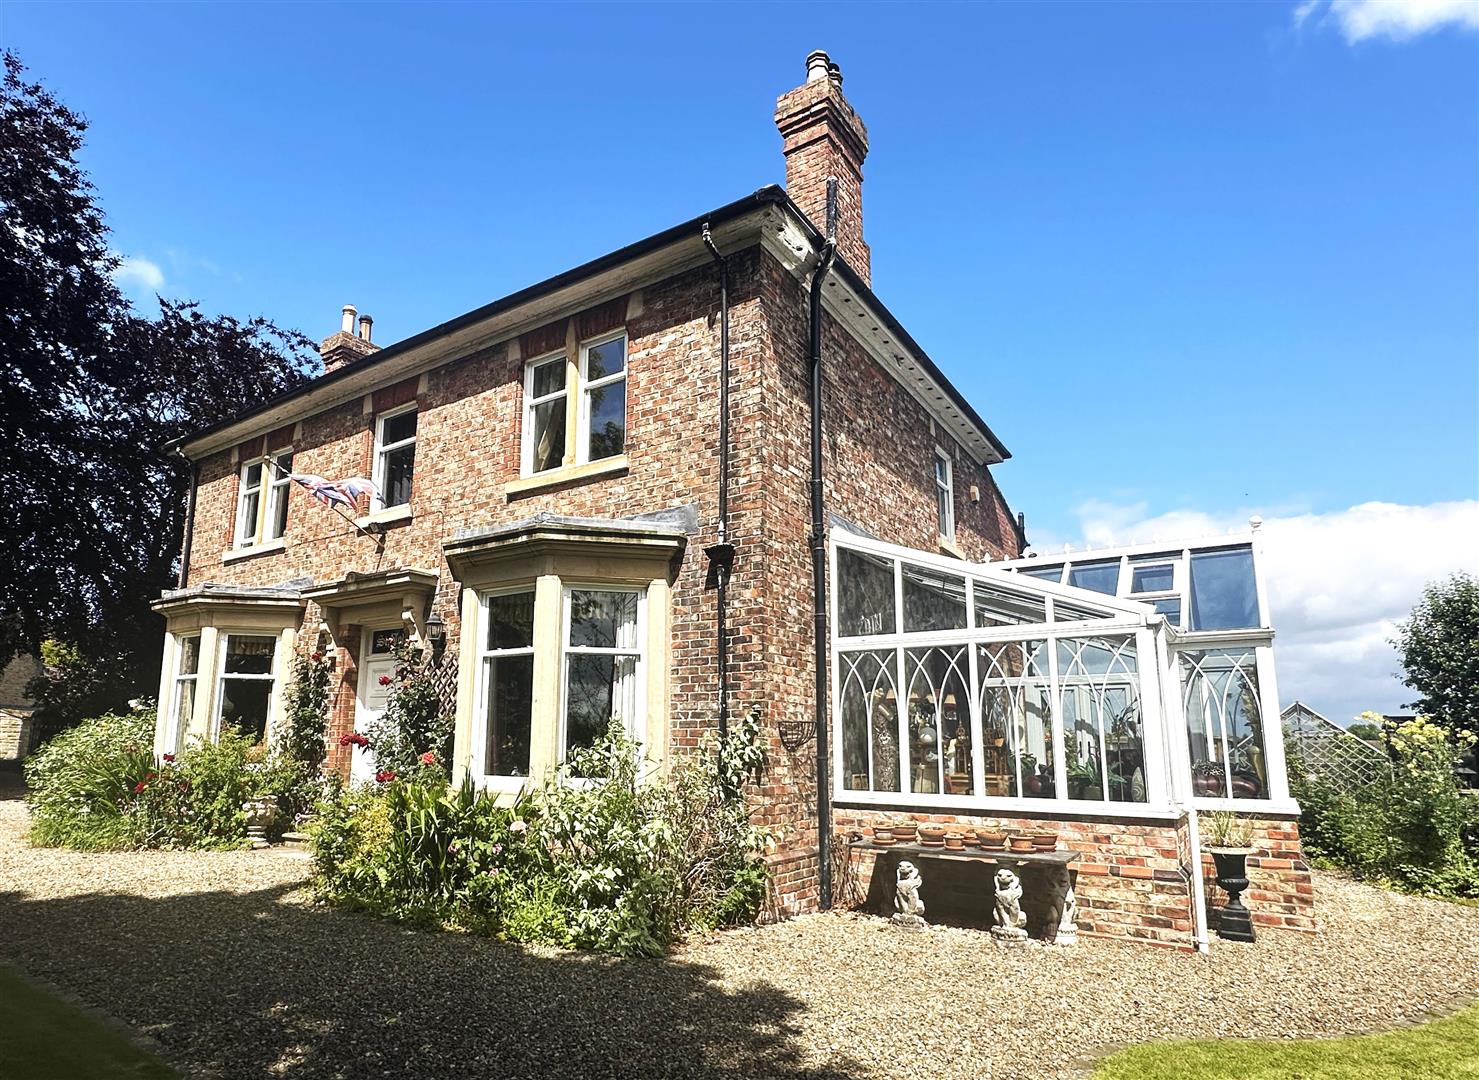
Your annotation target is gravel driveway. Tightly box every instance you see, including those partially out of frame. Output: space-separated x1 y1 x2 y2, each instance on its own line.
3 787 1477 1080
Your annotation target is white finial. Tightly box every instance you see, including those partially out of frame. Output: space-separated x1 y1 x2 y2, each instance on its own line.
1249 515 1264 532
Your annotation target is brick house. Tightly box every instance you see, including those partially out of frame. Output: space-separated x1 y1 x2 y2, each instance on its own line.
150 52 1308 949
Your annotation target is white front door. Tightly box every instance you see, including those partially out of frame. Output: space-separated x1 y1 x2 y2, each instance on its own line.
353 627 403 782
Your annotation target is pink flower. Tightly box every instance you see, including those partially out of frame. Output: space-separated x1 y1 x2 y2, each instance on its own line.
378 675 392 686
419 751 436 766
162 753 176 764
509 820 528 835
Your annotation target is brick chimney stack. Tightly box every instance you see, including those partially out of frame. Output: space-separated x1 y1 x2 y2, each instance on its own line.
319 304 380 373
775 50 871 283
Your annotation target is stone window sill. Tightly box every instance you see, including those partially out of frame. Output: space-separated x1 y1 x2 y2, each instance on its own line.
504 455 629 499
355 504 414 530
222 538 286 564
939 535 967 560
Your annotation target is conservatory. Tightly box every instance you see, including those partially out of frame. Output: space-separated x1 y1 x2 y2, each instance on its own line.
828 525 1295 820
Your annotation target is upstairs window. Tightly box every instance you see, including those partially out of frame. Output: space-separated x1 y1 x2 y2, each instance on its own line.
235 449 293 548
934 449 954 541
520 331 628 476
523 354 568 474
579 333 627 464
373 405 417 510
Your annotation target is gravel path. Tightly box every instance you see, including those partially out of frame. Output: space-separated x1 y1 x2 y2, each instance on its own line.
3 788 1477 1080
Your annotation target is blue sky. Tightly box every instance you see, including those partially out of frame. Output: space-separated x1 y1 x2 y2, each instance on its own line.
5 1 1477 721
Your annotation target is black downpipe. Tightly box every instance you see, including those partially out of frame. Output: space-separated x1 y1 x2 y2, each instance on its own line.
810 179 839 910
175 448 197 589
703 224 735 746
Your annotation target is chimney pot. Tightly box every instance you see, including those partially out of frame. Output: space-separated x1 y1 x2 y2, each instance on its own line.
805 50 830 84
827 60 843 88
341 305 357 335
358 314 373 343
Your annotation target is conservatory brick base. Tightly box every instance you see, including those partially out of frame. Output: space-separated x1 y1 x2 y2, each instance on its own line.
832 808 1313 949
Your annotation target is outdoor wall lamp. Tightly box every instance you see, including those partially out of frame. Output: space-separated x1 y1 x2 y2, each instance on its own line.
424 611 446 655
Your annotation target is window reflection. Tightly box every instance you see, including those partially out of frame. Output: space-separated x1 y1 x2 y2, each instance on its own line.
837 548 896 637
1188 548 1259 630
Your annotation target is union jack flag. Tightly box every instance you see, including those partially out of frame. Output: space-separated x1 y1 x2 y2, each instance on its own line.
289 473 378 509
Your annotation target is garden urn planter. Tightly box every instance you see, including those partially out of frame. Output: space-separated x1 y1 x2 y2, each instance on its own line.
1208 846 1256 942
242 797 278 847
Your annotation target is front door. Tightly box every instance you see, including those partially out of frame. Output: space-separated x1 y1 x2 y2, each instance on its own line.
353 628 403 782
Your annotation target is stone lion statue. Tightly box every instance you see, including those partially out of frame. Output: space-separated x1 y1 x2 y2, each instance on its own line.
993 867 1026 932
894 860 925 920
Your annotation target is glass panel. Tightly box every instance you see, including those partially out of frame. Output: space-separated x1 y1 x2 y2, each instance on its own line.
268 456 292 539
243 461 263 490
1189 548 1259 630
487 591 535 650
219 678 270 741
972 579 1047 626
937 486 952 536
904 646 971 795
587 378 626 461
370 629 405 655
239 490 260 544
976 639 1053 799
531 397 567 473
173 678 195 733
486 654 533 776
1149 597 1181 623
564 653 638 763
1021 565 1064 583
838 649 900 792
902 564 967 632
223 636 275 675
837 548 896 637
383 443 415 507
934 456 949 486
381 410 417 445
586 335 626 381
531 357 566 398
177 636 200 676
1067 560 1120 595
1130 564 1174 593
1180 648 1267 799
568 590 638 650
1059 637 1144 803
1052 598 1118 623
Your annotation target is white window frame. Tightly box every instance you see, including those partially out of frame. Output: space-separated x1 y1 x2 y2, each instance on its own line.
167 633 201 755
933 448 955 541
372 403 417 511
576 331 628 466
473 586 538 789
212 633 280 743
521 351 570 476
234 448 293 549
558 584 646 760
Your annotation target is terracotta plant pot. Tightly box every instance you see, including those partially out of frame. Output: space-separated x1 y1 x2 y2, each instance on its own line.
943 832 966 850
1031 832 1058 851
975 828 1006 849
873 827 895 845
918 824 947 847
891 821 918 843
1008 834 1034 853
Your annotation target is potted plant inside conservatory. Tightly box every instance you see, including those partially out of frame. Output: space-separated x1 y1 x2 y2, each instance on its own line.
1204 811 1256 943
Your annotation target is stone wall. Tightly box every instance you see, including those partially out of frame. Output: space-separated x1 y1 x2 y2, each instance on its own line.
0 654 39 761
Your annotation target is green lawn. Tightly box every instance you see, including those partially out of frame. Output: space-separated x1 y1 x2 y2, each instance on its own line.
1094 1002 1479 1079
0 966 178 1079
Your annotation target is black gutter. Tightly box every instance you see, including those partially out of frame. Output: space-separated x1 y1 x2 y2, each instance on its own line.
810 179 839 911
175 449 197 589
703 224 736 749
167 186 796 456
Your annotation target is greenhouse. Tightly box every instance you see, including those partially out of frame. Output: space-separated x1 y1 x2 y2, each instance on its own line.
828 524 1295 819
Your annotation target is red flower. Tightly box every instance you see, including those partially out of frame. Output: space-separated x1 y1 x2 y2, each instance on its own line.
145 772 157 781
162 754 176 764
419 751 436 766
374 770 396 784
311 651 324 662
133 781 147 794
378 674 392 686
338 733 352 746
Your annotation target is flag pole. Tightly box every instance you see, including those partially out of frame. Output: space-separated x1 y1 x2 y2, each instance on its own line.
261 454 379 540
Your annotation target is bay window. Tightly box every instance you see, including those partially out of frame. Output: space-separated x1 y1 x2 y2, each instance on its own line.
562 588 643 758
167 634 200 754
479 590 535 778
216 634 278 743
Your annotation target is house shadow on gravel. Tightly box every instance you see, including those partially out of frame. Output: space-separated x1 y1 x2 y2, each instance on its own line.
0 881 863 1080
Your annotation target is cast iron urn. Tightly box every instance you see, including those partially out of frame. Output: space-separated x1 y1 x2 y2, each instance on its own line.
1208 847 1256 943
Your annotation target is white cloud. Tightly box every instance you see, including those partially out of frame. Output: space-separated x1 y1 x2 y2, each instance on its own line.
112 254 165 297
1295 0 1479 42
1039 499 1479 726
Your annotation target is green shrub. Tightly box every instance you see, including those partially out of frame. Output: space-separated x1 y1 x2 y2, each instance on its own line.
24 709 156 850
1292 715 1479 898
310 712 769 956
280 649 331 775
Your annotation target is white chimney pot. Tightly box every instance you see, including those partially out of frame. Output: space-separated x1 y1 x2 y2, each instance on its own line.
341 305 357 335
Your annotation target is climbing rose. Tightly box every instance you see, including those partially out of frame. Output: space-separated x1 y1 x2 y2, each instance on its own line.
162 754 176 763
419 751 436 765
311 651 324 662
133 781 147 794
374 770 396 784
378 674 392 686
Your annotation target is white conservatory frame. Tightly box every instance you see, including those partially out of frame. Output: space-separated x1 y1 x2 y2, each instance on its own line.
827 529 1296 821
